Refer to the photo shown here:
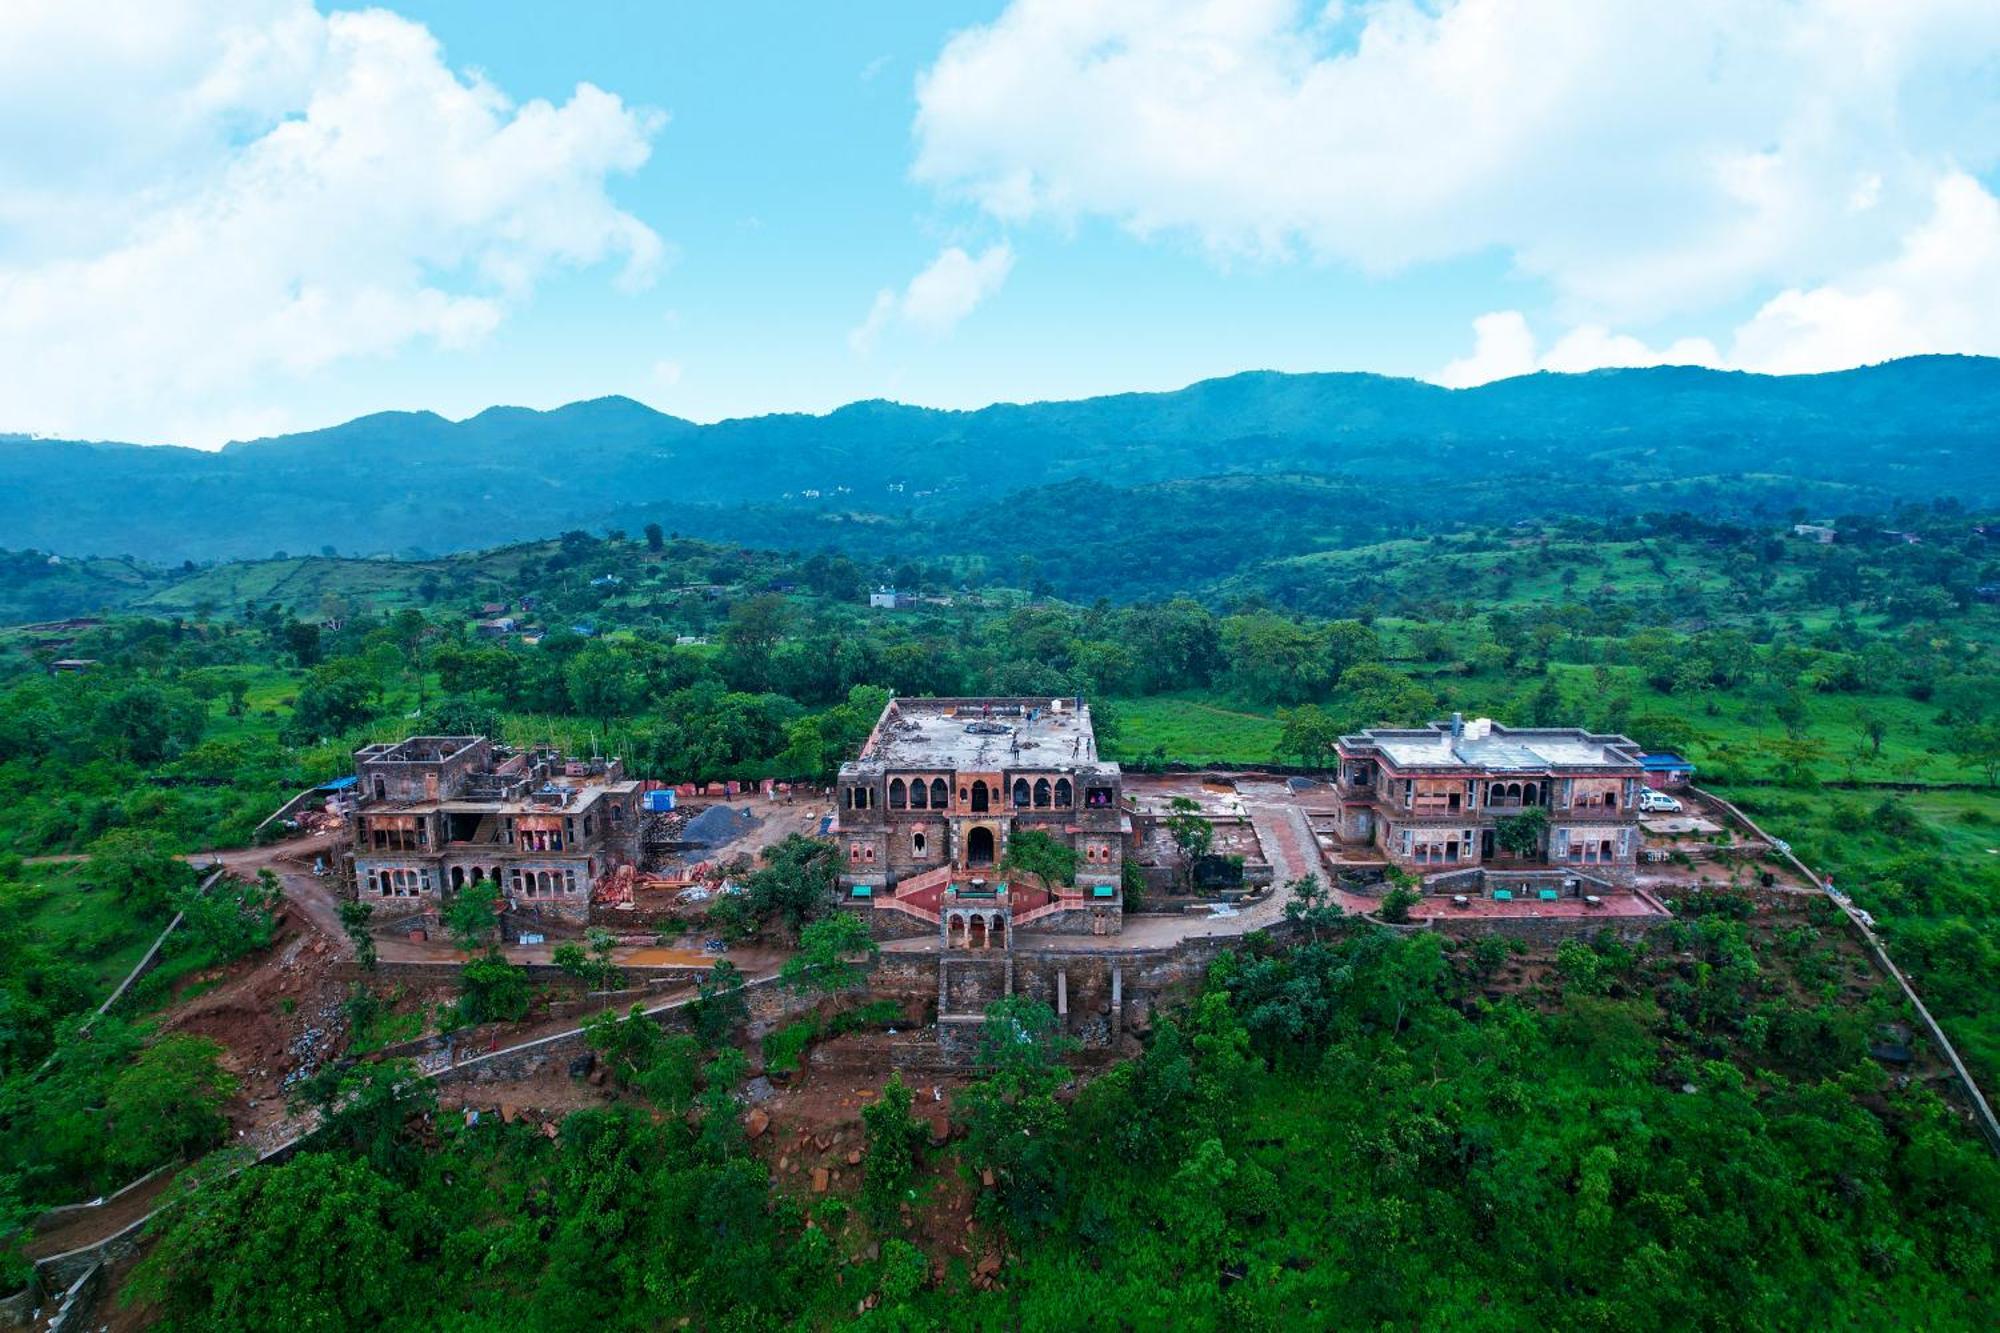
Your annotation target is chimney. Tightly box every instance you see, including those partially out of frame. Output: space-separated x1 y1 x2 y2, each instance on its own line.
1449 712 1465 761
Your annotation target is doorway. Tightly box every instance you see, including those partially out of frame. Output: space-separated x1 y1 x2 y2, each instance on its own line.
967 825 996 867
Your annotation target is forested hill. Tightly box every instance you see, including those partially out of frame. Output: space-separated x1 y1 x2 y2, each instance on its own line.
3 355 1997 563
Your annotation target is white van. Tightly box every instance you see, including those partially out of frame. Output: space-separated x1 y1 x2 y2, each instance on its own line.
1637 790 1683 814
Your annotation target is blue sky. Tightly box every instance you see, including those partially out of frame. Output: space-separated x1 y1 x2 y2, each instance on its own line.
321 1 1534 427
1 1 1996 445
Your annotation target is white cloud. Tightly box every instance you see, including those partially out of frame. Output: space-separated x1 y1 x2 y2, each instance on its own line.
914 0 2000 324
0 2 663 444
1434 311 1720 387
849 243 1014 354
1437 172 2000 385
1728 172 2000 374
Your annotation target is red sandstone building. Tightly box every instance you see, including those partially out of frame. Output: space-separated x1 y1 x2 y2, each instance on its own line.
835 696 1128 938
1333 716 1646 896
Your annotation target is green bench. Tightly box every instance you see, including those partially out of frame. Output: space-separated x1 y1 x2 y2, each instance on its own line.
1538 889 1560 901
1492 889 1513 902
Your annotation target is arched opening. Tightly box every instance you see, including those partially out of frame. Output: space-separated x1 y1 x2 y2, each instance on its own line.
373 776 387 801
910 779 927 810
930 778 949 808
913 831 927 857
1053 778 1072 807
451 866 465 890
1012 778 1031 808
967 825 996 866
970 781 990 813
1033 778 1052 808
889 778 907 809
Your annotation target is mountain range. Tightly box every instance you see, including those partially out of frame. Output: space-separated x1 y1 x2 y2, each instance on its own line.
2 355 1996 563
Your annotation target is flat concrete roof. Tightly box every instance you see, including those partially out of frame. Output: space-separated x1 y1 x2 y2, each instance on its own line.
852 697 1114 774
364 779 639 816
360 736 484 764
1344 719 1642 773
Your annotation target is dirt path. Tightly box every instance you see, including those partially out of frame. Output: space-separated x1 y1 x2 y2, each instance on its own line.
24 1169 183 1261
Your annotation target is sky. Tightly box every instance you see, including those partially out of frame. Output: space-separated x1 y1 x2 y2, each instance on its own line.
1 0 1997 447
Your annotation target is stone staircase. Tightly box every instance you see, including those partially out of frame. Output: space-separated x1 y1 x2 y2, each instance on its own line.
1012 893 1092 928
868 863 954 926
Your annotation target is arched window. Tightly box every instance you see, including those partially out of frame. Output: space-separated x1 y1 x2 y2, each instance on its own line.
1013 778 1031 808
889 778 907 809
1033 778 1052 808
1053 778 1072 807
931 778 949 808
970 781 990 813
910 779 927 809
913 831 927 856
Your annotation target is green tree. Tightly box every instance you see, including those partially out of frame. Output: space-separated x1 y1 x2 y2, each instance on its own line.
957 997 1077 1234
781 912 878 997
1945 721 2000 787
1379 885 1421 924
338 899 378 971
554 926 623 992
1000 828 1077 888
456 952 530 1024
688 959 749 1050
443 878 501 953
860 1073 927 1227
1281 873 1345 940
1276 703 1343 765
172 869 283 962
738 834 839 936
106 1036 236 1171
129 1152 423 1329
1494 807 1550 859
288 1058 436 1176
1166 796 1214 892
1764 734 1829 788
87 830 191 920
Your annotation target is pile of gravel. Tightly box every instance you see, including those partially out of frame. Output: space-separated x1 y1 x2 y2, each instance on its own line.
680 804 760 847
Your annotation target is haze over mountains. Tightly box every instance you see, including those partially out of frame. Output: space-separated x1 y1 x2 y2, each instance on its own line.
2 355 1996 564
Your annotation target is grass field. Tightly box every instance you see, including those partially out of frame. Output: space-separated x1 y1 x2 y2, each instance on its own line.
1418 660 1970 787
1106 693 1283 766
8 863 171 998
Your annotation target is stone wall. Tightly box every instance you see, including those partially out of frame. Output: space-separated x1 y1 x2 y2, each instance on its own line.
1017 905 1123 936
1427 915 1654 947
940 957 1010 1015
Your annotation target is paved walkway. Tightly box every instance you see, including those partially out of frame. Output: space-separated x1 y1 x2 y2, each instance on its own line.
882 779 1323 956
